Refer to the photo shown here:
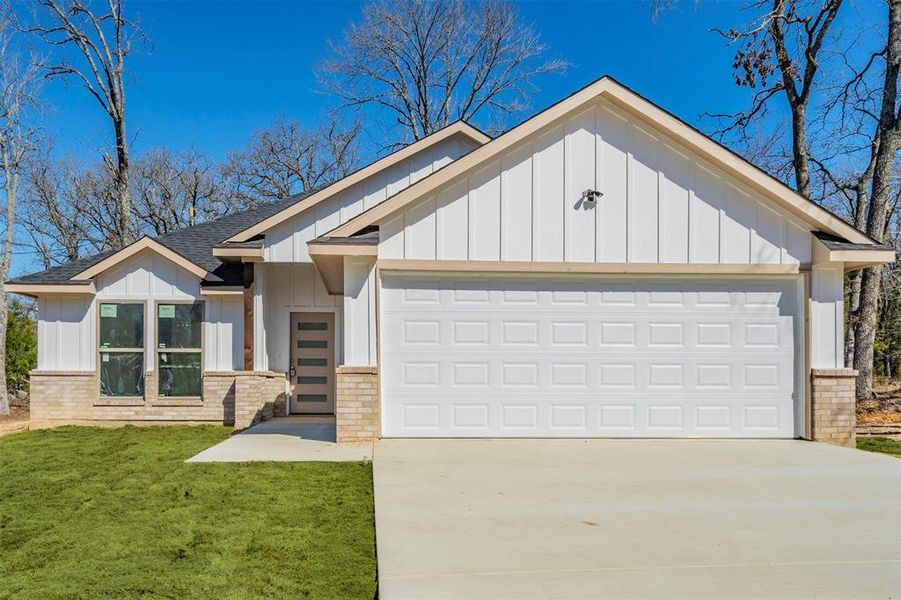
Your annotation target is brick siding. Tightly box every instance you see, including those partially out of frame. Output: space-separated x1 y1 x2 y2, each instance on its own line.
335 366 379 443
29 369 283 429
810 368 858 448
233 371 287 429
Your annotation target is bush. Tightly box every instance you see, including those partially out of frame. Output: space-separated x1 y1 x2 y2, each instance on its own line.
6 297 36 393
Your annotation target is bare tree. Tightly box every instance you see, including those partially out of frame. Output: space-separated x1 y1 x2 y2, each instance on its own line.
853 0 901 397
221 117 360 207
133 148 227 235
20 153 90 268
317 0 568 144
0 23 38 417
21 0 143 249
706 0 843 197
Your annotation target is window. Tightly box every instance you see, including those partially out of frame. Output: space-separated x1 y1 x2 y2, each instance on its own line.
157 303 203 397
99 303 145 397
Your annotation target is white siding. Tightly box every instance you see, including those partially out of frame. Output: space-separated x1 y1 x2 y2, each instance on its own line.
343 258 377 366
36 250 244 375
265 133 479 263
37 296 95 371
380 100 813 266
204 296 243 371
95 250 200 300
258 263 342 372
94 250 203 372
811 264 844 369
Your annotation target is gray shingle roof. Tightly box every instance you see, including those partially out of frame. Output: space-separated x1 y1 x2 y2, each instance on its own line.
9 191 314 287
812 231 895 252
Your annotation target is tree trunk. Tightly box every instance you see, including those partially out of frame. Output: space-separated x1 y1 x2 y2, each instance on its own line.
114 117 133 246
845 187 870 366
0 289 8 417
855 267 882 397
790 108 811 198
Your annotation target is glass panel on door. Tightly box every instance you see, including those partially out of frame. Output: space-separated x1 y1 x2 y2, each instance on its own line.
289 312 335 414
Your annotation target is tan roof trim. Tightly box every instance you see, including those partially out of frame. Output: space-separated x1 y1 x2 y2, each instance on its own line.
212 246 264 261
812 237 896 268
377 259 802 276
6 282 96 297
73 237 214 281
308 242 378 257
226 121 490 243
327 77 874 246
310 254 344 295
199 286 244 296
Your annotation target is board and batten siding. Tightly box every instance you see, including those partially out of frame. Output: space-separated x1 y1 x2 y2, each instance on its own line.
257 263 342 372
265 133 480 263
379 101 812 265
343 258 377 367
36 296 95 371
36 250 242 372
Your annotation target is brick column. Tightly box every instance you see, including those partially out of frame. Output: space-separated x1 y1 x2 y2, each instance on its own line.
336 366 379 443
810 368 858 448
233 371 286 430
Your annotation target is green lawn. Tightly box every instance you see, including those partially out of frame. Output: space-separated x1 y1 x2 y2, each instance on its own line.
0 426 376 599
857 436 901 457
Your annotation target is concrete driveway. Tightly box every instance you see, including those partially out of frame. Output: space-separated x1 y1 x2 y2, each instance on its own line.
373 439 901 599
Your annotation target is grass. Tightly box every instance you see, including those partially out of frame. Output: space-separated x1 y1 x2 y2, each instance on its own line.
857 436 901 457
0 426 376 599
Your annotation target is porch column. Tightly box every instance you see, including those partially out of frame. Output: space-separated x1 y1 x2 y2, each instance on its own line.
808 263 856 447
243 262 254 371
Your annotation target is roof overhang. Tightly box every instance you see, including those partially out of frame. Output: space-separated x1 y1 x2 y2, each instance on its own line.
308 235 379 295
199 285 244 296
812 234 896 271
226 121 491 243
212 244 265 262
324 76 878 247
73 237 218 282
6 281 96 297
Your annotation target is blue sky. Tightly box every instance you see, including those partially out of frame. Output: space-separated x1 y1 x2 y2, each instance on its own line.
19 0 883 277
39 0 782 163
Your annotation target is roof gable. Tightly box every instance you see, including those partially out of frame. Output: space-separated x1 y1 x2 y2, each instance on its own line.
74 237 214 281
377 98 815 265
226 121 490 244
326 76 875 247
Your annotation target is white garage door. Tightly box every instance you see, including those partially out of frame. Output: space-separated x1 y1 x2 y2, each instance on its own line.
380 274 801 438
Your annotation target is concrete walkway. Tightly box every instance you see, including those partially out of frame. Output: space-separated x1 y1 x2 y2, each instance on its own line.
187 416 372 462
373 439 901 599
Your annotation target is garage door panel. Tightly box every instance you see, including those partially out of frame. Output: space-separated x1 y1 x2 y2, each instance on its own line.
381 275 799 438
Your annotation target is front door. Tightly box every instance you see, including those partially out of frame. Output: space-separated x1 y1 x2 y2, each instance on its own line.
289 312 336 414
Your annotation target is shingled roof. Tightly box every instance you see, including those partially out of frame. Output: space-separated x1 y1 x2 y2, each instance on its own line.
9 191 315 287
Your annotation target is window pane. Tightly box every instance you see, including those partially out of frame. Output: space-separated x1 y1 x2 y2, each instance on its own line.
298 340 327 349
158 352 202 397
157 303 202 349
99 304 144 349
298 358 327 367
100 352 144 397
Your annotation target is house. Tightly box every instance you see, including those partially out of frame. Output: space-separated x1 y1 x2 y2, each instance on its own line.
9 77 894 447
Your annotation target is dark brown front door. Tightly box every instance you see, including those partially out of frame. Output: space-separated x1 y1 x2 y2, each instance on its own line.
289 312 335 414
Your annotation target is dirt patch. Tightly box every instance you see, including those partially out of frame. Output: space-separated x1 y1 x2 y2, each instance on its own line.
0 405 29 423
857 379 901 425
